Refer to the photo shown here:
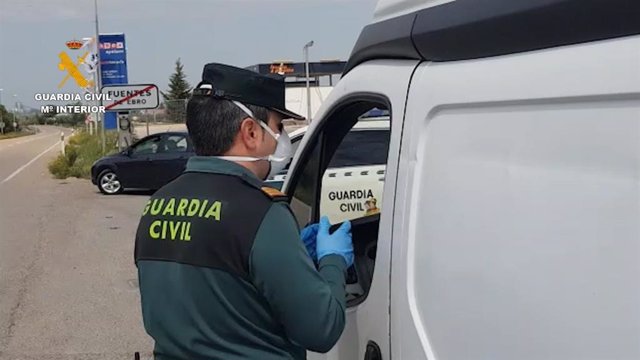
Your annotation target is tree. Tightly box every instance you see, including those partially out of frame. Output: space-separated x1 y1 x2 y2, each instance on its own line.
67 101 86 126
161 58 192 123
0 105 13 133
37 104 58 125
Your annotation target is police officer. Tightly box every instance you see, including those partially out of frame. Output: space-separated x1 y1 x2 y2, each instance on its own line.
134 63 354 360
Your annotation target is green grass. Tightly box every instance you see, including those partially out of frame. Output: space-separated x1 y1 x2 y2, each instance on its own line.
48 131 119 180
0 130 37 140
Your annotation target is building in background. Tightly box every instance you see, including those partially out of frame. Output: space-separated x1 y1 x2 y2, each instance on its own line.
245 60 346 121
137 61 347 125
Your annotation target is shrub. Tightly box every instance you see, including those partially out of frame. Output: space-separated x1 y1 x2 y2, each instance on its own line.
48 156 70 179
48 131 118 179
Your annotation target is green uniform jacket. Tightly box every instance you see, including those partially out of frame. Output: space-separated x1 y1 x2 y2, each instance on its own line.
134 157 348 360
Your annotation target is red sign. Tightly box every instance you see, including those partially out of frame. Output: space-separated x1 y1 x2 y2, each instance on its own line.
99 42 125 50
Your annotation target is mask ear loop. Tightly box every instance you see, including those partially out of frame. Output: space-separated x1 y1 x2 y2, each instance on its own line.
231 101 280 140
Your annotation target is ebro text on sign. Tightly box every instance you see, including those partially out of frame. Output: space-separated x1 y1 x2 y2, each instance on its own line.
100 84 160 111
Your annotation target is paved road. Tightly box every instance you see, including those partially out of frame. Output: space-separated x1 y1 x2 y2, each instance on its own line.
0 126 153 360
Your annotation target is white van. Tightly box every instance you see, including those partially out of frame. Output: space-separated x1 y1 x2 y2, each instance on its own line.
281 1 640 359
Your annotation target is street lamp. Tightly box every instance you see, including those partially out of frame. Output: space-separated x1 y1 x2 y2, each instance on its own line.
12 94 18 129
0 88 3 107
303 40 314 123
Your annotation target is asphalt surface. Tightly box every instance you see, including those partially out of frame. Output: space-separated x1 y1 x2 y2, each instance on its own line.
0 126 153 360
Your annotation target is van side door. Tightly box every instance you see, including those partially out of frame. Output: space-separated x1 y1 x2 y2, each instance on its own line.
393 36 640 360
283 60 418 360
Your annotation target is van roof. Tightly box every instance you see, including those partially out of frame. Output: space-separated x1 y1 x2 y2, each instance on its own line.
344 0 640 75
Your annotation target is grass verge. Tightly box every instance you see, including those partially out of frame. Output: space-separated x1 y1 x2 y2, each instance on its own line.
48 131 119 179
0 129 38 140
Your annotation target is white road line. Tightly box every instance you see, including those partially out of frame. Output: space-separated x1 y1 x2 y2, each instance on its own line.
1 141 61 185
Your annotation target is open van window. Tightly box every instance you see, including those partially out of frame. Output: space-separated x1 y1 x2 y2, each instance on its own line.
287 101 391 307
327 130 389 168
321 127 389 224
265 122 389 194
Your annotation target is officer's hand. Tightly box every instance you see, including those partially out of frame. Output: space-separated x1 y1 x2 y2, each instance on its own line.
300 223 319 260
316 216 354 267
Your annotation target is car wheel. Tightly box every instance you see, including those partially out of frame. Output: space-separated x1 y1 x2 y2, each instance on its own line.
98 170 123 195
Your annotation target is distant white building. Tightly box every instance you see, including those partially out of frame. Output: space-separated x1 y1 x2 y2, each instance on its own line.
245 60 346 121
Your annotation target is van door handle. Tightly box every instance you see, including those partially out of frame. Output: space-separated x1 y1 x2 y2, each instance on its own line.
364 341 382 360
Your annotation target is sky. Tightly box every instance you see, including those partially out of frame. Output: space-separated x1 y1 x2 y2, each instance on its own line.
0 0 378 109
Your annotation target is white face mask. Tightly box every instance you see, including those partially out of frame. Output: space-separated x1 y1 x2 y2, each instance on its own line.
216 101 293 180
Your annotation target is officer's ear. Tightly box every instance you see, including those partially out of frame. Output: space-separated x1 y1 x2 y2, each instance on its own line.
238 117 262 150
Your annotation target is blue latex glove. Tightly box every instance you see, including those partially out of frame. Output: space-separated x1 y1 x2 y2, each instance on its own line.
316 216 354 267
300 223 319 260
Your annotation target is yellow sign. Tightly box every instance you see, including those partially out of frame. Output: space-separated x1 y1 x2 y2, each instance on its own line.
58 51 94 89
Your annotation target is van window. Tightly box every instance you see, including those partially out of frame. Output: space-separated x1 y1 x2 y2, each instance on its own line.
321 125 389 224
286 101 391 307
290 135 303 157
289 137 322 228
328 130 390 168
281 134 304 174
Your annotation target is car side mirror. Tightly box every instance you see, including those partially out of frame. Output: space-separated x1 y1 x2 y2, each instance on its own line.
123 148 132 156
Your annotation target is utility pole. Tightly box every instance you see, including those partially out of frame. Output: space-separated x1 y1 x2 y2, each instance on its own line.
303 40 314 124
83 37 99 139
94 0 105 153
